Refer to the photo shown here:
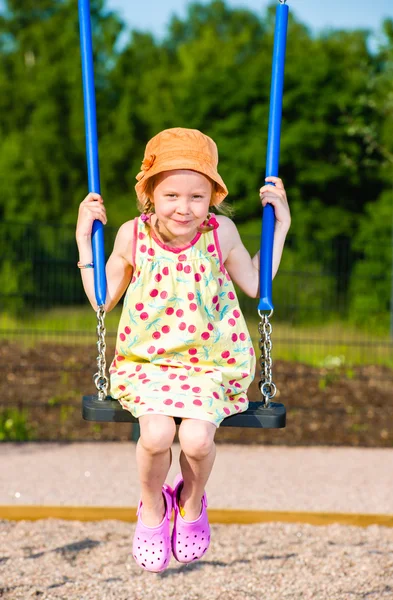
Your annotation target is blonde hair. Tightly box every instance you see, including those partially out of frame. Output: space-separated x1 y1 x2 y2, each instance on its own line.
137 173 234 231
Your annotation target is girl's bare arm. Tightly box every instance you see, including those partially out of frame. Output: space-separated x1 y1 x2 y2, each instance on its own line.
217 177 291 298
76 221 134 312
76 194 134 311
218 217 289 298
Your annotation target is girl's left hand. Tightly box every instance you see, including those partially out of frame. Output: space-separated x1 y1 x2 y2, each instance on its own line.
260 176 291 231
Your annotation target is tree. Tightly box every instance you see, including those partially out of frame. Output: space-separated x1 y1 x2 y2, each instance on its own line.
0 0 122 224
0 0 122 311
348 19 393 331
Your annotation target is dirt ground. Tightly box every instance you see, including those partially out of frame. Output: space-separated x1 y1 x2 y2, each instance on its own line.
1 341 392 446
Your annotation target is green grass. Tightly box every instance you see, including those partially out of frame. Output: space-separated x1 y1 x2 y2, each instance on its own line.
247 319 393 368
0 306 123 333
1 307 392 369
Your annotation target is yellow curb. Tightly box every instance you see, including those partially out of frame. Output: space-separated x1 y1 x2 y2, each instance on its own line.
1 506 393 528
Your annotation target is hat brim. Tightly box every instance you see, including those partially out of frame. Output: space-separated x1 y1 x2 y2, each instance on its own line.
135 159 228 205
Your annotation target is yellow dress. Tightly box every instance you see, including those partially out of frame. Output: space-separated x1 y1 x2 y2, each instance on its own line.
110 215 256 427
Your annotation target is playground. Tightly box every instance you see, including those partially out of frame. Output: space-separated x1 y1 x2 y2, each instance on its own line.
1 0 393 597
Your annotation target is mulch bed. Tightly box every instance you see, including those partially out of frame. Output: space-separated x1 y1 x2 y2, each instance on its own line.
1 341 392 446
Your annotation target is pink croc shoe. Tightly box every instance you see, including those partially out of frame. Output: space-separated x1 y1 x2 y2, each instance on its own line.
172 474 210 563
132 483 173 572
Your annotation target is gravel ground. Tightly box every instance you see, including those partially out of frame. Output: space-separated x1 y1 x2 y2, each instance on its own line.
1 443 393 599
1 519 393 600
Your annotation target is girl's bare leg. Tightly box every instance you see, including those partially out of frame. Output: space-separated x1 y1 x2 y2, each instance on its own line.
136 414 176 527
177 419 217 521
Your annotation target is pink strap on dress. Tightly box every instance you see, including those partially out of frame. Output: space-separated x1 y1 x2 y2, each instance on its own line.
209 215 225 273
131 217 138 267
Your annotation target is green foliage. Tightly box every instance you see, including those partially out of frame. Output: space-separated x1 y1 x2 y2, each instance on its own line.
0 408 35 441
0 0 122 225
348 189 393 331
0 0 392 327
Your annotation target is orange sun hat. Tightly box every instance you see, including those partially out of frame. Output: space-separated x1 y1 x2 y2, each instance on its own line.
135 127 228 205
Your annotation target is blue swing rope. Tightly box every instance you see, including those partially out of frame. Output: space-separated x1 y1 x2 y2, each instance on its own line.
78 0 106 307
259 0 288 313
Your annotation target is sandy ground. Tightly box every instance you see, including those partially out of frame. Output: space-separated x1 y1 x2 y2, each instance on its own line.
1 443 393 599
1 443 393 514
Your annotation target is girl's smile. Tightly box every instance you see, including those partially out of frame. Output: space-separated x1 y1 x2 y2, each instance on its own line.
172 218 192 224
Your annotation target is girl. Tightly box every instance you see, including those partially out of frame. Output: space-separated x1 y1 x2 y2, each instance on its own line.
76 127 290 572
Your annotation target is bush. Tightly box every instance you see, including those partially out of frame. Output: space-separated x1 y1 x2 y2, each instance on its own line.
0 408 36 441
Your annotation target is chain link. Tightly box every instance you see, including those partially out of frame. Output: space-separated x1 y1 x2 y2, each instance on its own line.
94 306 109 401
258 314 277 407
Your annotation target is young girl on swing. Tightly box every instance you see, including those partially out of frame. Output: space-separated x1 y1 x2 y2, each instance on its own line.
76 127 290 572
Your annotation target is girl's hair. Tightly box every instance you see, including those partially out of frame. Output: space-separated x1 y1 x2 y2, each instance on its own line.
137 173 234 233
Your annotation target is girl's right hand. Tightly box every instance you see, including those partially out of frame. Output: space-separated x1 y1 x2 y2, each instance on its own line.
76 193 107 239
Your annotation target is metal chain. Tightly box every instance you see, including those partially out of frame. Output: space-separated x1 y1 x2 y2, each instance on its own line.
94 306 109 401
258 313 277 407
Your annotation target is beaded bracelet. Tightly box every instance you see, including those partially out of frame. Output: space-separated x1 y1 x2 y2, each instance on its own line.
77 261 94 269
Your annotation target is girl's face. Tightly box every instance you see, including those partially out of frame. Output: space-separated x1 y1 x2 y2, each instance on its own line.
152 170 212 244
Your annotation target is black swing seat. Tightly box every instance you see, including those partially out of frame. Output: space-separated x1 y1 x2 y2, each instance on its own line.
82 395 286 428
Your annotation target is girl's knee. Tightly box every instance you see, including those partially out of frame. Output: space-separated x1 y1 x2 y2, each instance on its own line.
179 420 216 460
139 415 176 454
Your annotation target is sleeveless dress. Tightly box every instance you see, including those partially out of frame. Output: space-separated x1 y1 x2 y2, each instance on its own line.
109 215 256 427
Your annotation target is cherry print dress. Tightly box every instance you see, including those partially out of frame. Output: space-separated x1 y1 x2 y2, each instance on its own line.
109 214 256 427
